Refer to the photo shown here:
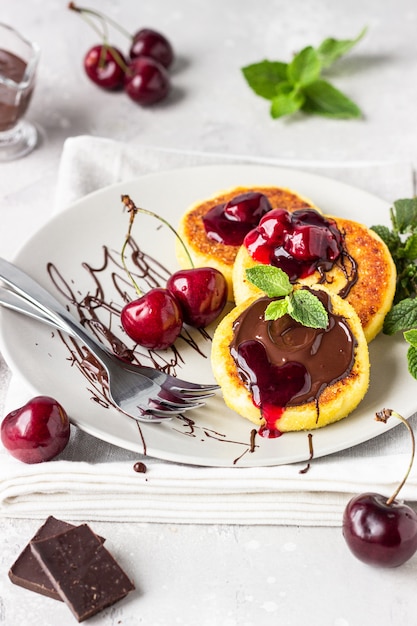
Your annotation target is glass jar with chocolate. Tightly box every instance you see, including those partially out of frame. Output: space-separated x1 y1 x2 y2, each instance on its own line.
0 23 40 161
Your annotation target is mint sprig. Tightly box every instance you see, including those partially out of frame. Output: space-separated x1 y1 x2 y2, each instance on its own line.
372 198 417 307
241 27 366 120
371 197 417 380
246 266 328 329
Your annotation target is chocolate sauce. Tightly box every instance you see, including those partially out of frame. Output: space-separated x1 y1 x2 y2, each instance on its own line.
0 49 34 131
133 461 147 473
229 290 356 436
202 192 272 246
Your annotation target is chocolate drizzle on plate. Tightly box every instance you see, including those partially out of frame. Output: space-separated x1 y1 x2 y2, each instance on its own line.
299 433 314 474
45 236 256 465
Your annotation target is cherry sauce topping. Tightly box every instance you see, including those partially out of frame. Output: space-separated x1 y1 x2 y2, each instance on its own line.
244 208 343 281
232 339 310 438
202 192 272 246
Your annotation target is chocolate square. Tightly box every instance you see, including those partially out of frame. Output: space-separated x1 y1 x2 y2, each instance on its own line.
31 524 135 622
8 516 76 600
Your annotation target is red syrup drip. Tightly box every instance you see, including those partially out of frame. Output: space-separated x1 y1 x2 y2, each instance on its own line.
232 339 310 439
244 208 343 281
202 192 272 246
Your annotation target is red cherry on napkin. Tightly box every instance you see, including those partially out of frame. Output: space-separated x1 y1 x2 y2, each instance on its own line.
342 409 417 567
1 396 70 464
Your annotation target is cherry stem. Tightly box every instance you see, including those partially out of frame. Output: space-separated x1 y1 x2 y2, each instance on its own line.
120 198 143 297
68 3 132 40
120 194 195 295
68 2 129 73
375 408 415 506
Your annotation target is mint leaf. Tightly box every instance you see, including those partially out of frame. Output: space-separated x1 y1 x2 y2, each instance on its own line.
246 267 329 329
241 27 366 121
302 80 362 118
241 60 288 99
265 298 289 321
392 198 417 234
245 265 292 297
317 27 367 68
404 329 417 348
270 88 305 118
383 298 417 335
370 224 401 256
287 290 329 329
402 233 417 260
287 46 321 86
407 345 417 379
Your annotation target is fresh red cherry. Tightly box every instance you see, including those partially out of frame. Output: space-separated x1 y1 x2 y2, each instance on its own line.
130 28 174 68
1 396 70 464
121 287 183 350
83 44 126 90
167 267 228 328
343 409 417 567
343 492 417 567
124 56 170 105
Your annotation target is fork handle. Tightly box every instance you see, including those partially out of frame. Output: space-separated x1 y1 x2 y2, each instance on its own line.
0 257 116 369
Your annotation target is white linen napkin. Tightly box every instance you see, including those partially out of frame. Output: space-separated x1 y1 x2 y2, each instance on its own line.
1 135 416 526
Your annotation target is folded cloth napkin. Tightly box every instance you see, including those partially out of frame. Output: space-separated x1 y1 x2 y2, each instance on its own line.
1 135 415 525
1 453 417 525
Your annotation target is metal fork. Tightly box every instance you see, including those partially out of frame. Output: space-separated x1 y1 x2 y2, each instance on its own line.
0 257 218 423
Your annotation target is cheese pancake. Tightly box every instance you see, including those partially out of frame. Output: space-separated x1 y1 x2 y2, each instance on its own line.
176 186 318 301
232 216 396 342
211 286 370 433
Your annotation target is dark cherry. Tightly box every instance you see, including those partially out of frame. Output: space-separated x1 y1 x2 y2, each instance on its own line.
124 56 170 105
244 207 343 281
83 44 126 90
130 28 174 69
343 492 417 567
203 192 272 246
343 409 417 567
1 396 70 464
167 267 228 328
121 287 183 350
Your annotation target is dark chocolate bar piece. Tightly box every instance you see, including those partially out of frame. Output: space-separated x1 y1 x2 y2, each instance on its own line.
8 516 76 600
31 524 135 622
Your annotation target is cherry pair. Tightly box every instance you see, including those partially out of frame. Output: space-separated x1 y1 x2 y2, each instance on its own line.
121 266 227 350
119 195 227 351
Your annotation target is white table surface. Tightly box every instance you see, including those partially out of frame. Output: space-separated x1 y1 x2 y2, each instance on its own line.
1 1 417 624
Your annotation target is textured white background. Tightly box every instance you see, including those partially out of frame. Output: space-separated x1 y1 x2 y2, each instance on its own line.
1 1 417 624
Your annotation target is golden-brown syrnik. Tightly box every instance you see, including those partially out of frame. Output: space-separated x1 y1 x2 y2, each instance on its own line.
176 185 318 300
211 286 370 433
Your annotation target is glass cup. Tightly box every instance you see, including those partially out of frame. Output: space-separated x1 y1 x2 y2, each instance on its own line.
0 23 40 161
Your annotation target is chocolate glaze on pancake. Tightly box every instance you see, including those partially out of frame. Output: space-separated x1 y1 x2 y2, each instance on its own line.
229 290 356 436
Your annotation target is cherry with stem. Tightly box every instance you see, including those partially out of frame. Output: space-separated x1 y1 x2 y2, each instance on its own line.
69 4 174 69
343 408 417 567
119 195 227 350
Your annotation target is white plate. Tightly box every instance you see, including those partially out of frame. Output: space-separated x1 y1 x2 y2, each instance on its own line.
0 164 410 467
